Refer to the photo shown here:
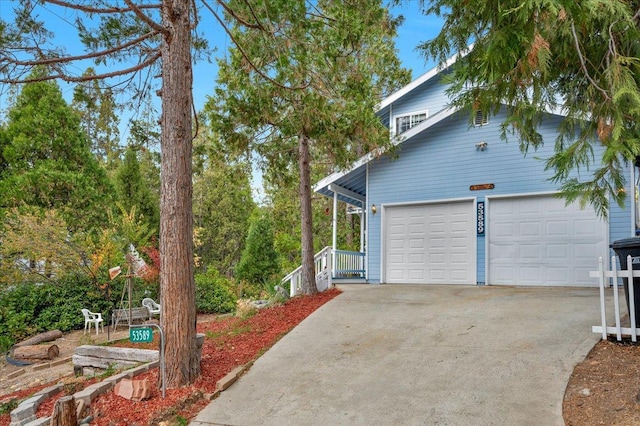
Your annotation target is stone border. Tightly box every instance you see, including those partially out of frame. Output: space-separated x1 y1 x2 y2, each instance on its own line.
9 333 219 425
9 361 158 426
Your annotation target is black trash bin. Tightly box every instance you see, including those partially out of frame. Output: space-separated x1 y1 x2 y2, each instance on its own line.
610 237 640 327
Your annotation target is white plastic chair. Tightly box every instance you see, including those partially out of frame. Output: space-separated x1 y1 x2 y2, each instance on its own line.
81 308 104 335
142 298 161 317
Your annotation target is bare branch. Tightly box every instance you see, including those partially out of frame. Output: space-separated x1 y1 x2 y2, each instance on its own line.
570 20 611 101
1 52 162 84
124 0 168 35
44 0 161 14
1 30 160 67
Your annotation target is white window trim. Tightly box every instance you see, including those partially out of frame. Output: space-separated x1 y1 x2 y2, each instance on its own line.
393 110 429 135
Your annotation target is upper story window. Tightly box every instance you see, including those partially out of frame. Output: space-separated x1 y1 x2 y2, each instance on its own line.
474 110 489 126
395 111 428 134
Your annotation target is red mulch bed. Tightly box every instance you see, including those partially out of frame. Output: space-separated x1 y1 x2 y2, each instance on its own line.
0 289 340 426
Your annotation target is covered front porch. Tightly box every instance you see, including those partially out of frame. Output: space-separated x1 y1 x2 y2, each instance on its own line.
283 164 369 296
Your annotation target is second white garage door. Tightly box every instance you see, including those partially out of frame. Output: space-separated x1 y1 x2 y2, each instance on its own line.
488 195 608 286
384 201 476 284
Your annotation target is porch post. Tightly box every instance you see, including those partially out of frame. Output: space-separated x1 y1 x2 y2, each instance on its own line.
359 209 365 252
360 209 365 279
332 191 338 278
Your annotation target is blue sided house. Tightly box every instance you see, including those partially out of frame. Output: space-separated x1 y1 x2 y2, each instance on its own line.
311 54 636 288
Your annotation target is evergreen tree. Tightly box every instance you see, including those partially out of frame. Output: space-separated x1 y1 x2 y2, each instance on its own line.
417 0 640 217
72 68 122 167
209 0 410 294
0 77 114 232
114 145 160 235
235 212 280 285
192 129 255 276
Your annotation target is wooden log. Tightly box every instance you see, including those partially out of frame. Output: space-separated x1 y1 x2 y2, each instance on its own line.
12 344 59 360
14 330 62 348
50 395 77 426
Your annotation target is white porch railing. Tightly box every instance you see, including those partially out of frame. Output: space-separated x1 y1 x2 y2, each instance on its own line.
333 250 366 279
281 246 333 298
591 255 640 342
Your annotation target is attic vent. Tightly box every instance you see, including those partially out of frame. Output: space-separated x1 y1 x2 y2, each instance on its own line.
474 110 489 127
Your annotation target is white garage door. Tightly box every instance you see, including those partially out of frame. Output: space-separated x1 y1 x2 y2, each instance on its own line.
488 195 607 286
384 201 476 284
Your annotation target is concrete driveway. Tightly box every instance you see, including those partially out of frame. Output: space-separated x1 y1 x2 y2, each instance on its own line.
190 284 601 426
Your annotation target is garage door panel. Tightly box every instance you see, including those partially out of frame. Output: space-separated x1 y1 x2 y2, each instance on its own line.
520 266 542 283
546 267 568 283
574 243 600 259
489 196 607 286
429 270 445 280
409 270 425 280
546 244 567 258
388 270 404 280
574 219 601 236
547 221 568 236
384 201 475 284
520 244 542 260
520 221 541 236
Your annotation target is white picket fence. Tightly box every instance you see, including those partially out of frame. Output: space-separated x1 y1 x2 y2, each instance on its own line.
591 255 640 342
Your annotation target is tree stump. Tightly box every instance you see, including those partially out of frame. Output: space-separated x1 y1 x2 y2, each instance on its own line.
12 344 59 360
50 395 77 426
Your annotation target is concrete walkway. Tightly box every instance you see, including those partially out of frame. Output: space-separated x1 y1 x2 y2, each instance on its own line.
190 284 602 426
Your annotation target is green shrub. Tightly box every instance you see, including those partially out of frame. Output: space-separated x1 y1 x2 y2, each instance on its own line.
195 267 237 314
0 273 114 350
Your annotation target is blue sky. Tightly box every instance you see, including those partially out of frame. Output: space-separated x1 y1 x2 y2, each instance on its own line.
0 1 443 115
0 1 443 198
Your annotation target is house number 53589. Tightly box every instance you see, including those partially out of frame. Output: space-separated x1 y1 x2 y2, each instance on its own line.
477 202 485 235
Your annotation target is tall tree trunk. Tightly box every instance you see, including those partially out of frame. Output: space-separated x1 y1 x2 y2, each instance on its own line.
298 134 317 295
159 0 200 387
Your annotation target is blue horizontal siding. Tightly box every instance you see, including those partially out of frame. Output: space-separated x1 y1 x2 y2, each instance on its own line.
383 75 450 132
366 107 632 283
